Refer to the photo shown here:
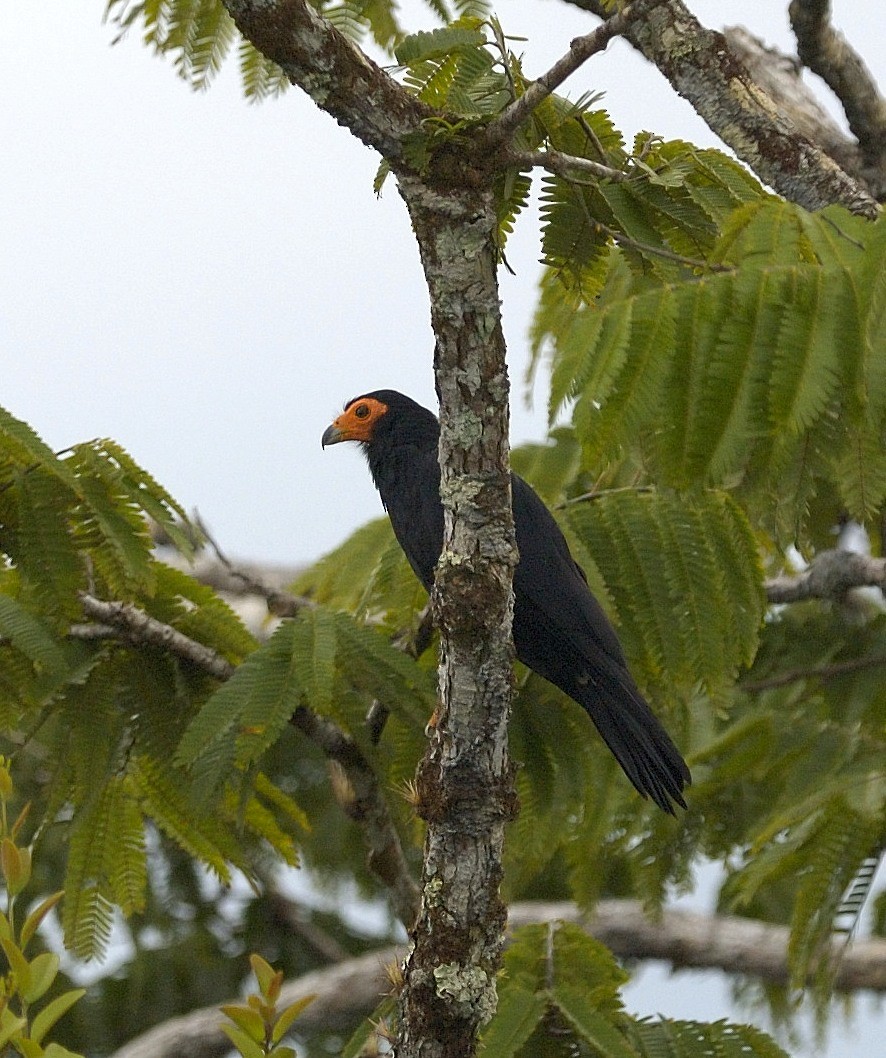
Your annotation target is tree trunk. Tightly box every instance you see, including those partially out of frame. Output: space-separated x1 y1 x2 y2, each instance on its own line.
394 176 519 1058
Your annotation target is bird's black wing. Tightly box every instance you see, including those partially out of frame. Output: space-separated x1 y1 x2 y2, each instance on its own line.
510 475 689 813
511 475 626 666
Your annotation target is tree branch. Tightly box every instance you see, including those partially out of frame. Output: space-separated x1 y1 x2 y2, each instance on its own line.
109 899 886 1058
723 26 883 199
220 0 431 162
741 651 886 693
764 549 886 604
509 147 628 182
290 705 420 928
560 0 880 215
395 176 519 1057
789 0 886 179
193 517 312 618
78 594 237 680
484 0 659 146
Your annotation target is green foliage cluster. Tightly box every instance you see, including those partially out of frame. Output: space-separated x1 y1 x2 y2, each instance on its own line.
0 410 310 959
221 953 313 1058
0 762 86 1058
482 923 790 1058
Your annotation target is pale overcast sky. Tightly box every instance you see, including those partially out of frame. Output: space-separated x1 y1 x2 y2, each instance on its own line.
2 6 884 1054
6 2 879 568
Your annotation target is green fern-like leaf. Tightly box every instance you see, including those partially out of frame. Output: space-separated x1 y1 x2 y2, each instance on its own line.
87 439 193 555
129 753 234 880
0 405 79 493
238 38 289 102
394 22 486 65
227 787 299 867
481 923 636 1058
175 618 305 794
629 1018 789 1058
109 780 148 916
563 490 764 696
295 517 397 610
62 777 137 959
787 798 882 987
12 467 83 623
331 610 435 730
0 595 70 690
65 445 157 597
151 562 258 662
543 207 886 546
506 677 597 893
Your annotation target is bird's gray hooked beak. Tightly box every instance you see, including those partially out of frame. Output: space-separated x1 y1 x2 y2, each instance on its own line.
321 423 345 449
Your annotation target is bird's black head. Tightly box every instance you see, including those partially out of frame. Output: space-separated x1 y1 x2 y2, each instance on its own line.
321 390 438 452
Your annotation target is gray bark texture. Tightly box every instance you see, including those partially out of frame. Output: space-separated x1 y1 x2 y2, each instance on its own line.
395 175 518 1058
563 0 881 213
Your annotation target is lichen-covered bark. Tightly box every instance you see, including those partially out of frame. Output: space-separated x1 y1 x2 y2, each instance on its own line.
563 0 880 216
221 0 431 159
395 176 518 1058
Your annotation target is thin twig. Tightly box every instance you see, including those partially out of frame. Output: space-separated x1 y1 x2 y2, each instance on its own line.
555 485 655 509
576 113 608 163
741 652 886 693
509 147 628 183
483 0 659 146
78 593 236 680
593 216 730 271
291 706 420 927
67 623 118 641
196 514 313 618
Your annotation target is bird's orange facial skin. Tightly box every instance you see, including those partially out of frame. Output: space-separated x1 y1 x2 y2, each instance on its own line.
326 396 388 444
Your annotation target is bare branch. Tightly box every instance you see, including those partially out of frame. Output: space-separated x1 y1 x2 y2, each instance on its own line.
561 0 879 216
723 26 882 198
194 516 312 618
789 0 886 178
109 899 886 1058
265 890 350 963
509 148 628 182
290 705 420 928
485 0 659 147
512 900 886 992
764 549 886 604
220 0 431 162
78 594 236 681
741 651 886 693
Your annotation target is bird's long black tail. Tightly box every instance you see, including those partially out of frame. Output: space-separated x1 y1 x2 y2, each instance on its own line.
574 671 690 814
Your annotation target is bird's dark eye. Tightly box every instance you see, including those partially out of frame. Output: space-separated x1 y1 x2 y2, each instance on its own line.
354 404 370 419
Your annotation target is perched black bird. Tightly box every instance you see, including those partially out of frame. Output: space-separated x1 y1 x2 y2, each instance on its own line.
322 390 690 813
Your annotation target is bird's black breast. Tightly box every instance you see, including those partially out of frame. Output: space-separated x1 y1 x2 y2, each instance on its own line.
369 442 442 591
